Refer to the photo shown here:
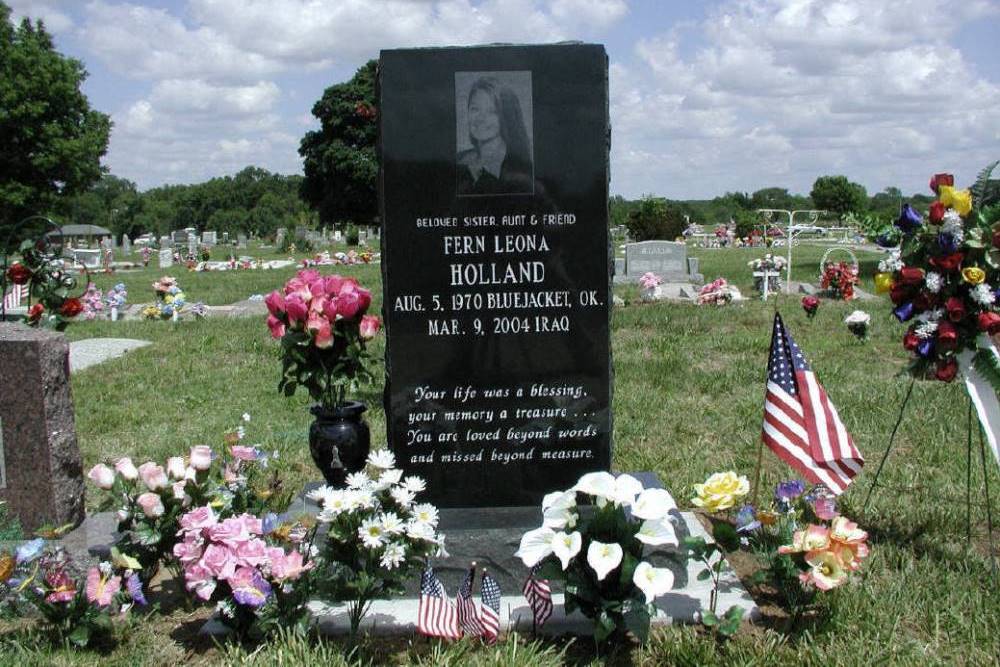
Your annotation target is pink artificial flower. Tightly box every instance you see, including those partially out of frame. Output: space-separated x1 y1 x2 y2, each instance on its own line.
307 313 333 348
86 567 121 607
240 514 263 535
230 445 258 461
166 456 186 480
209 516 251 548
173 538 203 565
264 290 285 316
298 269 321 285
223 464 243 485
172 480 188 502
283 277 310 300
337 290 360 319
267 314 286 339
284 295 308 326
310 280 326 301
137 492 165 518
269 549 313 582
88 464 115 490
357 287 372 313
322 297 341 322
323 274 344 295
359 314 381 340
201 543 238 579
184 562 217 601
813 497 838 521
115 457 139 481
138 462 168 491
179 505 217 532
44 570 77 603
189 445 213 471
236 538 269 567
309 294 327 315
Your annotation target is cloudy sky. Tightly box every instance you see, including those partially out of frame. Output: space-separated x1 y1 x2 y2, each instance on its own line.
9 0 1000 199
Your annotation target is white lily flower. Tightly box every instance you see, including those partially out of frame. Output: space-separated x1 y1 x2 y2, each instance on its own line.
586 540 623 581
635 518 678 547
631 488 677 521
612 474 643 507
574 472 616 500
632 561 674 603
542 506 578 530
367 449 396 470
515 525 556 567
552 531 582 570
542 489 576 512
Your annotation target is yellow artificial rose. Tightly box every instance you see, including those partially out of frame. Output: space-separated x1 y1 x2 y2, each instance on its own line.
691 471 750 513
874 272 894 294
939 186 973 216
962 266 986 285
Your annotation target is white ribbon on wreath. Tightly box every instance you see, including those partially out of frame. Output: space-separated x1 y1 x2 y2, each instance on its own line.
958 334 1000 470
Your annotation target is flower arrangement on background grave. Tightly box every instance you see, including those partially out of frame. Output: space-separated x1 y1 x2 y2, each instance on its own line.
309 448 445 638
749 254 786 294
1 541 147 647
141 276 187 320
729 480 870 620
515 472 679 646
697 278 740 305
86 414 289 583
105 283 127 321
844 310 871 341
80 283 104 320
820 261 858 300
638 272 662 300
3 239 84 329
265 270 381 409
801 295 820 319
175 508 317 639
887 164 1000 384
140 246 152 267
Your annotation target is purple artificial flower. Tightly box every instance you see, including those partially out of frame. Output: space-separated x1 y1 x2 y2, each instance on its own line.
126 573 147 606
231 569 272 608
775 480 806 502
917 338 936 359
938 233 960 254
894 302 915 322
895 204 923 234
261 513 279 535
734 505 760 533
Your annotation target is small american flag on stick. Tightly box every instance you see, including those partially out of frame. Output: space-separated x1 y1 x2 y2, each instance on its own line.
480 569 501 644
762 313 864 495
417 566 461 640
457 564 486 638
521 564 552 628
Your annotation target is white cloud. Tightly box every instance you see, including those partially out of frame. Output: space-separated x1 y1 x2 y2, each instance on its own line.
7 0 74 33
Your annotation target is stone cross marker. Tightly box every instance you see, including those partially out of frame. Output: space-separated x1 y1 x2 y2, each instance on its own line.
0 323 85 532
379 44 612 508
158 248 173 268
625 240 702 283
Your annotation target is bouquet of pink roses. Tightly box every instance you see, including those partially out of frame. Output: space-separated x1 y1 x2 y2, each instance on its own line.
265 270 382 409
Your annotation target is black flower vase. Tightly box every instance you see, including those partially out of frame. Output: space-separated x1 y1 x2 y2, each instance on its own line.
309 402 370 486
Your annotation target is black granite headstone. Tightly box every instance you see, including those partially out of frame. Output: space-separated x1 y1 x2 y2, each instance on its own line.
380 44 611 508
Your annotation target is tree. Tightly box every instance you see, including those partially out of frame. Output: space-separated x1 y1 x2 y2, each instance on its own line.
623 195 687 242
0 3 111 231
809 175 868 217
299 60 378 227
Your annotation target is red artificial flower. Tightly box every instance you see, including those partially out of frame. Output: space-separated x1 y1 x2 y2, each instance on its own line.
929 201 946 224
898 267 925 286
903 329 920 351
978 311 1000 335
929 252 964 272
27 303 44 321
945 296 967 323
5 262 32 285
935 357 958 382
801 295 820 315
914 291 934 311
59 298 83 318
937 320 958 351
929 173 954 195
890 284 912 305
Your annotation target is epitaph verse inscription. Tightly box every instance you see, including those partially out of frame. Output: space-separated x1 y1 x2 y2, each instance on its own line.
380 44 612 507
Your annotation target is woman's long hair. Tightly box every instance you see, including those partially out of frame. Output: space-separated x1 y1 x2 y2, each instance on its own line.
467 77 531 168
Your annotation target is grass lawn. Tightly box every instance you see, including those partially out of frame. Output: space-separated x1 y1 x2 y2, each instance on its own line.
2 244 999 665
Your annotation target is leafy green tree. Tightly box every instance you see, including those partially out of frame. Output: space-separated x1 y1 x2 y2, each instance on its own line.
623 195 687 241
809 175 868 217
0 3 111 231
299 60 378 226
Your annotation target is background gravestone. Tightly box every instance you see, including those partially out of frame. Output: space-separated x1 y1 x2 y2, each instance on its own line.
0 323 85 532
380 44 612 508
121 234 132 255
158 248 173 268
624 240 702 283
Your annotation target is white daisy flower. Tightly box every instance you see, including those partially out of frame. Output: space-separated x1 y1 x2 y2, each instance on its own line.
367 449 396 470
380 542 406 570
972 283 996 306
320 489 352 515
306 484 336 505
350 489 376 510
358 517 386 548
345 471 372 490
915 320 939 339
402 476 426 493
411 503 439 527
405 520 436 541
378 469 404 488
390 486 416 507
380 512 405 534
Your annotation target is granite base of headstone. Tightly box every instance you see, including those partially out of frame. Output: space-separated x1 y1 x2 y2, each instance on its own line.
210 471 757 637
0 323 85 532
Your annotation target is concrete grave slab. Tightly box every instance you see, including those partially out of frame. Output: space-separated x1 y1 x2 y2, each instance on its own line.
69 338 151 373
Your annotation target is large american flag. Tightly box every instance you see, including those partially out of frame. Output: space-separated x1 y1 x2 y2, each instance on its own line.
762 313 864 495
417 566 461 640
521 565 552 628
480 570 501 644
457 565 486 638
